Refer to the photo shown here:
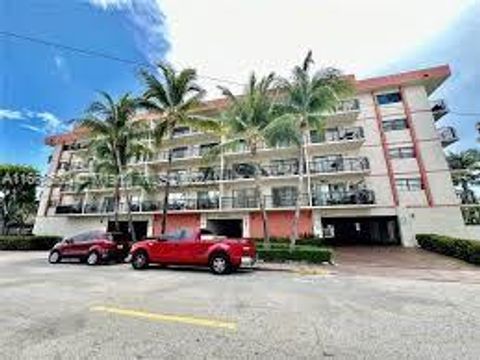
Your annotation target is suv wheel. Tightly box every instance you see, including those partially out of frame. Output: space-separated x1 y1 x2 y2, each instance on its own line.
86 251 100 266
131 251 149 270
209 253 231 275
48 250 61 264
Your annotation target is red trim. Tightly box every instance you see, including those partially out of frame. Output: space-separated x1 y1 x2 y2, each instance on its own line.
372 92 399 206
399 87 434 207
357 65 450 93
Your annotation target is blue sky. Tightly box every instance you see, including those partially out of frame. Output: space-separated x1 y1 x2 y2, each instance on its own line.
0 0 478 173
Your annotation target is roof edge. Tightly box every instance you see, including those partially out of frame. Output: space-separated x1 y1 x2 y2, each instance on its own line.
45 65 451 146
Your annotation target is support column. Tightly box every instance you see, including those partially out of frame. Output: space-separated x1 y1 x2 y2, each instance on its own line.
396 206 417 247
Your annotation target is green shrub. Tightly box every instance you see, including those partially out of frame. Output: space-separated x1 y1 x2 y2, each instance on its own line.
0 236 62 251
257 246 332 263
254 236 325 247
417 234 480 265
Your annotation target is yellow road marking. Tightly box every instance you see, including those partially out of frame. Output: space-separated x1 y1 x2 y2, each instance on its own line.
90 306 237 331
294 268 330 276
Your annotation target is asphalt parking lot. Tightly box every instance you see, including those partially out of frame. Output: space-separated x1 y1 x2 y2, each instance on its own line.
1 251 480 360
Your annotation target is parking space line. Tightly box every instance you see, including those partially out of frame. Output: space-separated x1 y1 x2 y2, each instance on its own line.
90 306 237 331
293 268 331 276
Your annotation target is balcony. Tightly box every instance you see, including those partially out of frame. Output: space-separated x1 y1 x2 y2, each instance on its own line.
310 126 364 145
430 99 449 121
263 194 310 208
168 169 221 185
309 157 370 175
327 99 360 122
55 197 221 215
54 189 376 215
55 204 83 214
312 189 375 206
438 126 459 147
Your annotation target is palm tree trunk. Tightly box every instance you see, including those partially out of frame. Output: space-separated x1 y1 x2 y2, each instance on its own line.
254 161 270 248
125 193 137 242
113 174 121 232
112 148 125 233
160 150 173 235
291 137 305 251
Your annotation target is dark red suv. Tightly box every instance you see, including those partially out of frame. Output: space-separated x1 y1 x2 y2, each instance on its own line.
48 230 131 265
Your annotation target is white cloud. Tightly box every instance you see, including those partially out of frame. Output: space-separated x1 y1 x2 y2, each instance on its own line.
160 0 477 97
35 111 66 133
87 0 477 98
89 0 131 9
0 109 24 120
88 0 170 64
20 124 43 133
53 54 71 82
0 108 68 134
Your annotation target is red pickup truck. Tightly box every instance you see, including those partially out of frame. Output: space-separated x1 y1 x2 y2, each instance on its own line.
129 229 256 274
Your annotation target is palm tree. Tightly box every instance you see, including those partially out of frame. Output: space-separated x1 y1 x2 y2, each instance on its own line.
265 51 353 249
140 63 219 234
446 149 480 204
207 73 277 246
77 92 150 240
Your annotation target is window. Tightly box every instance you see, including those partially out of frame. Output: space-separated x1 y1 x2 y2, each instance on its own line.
376 92 402 105
171 146 188 159
389 147 415 159
311 155 343 173
382 118 408 132
168 192 187 210
101 197 114 212
70 231 104 243
172 126 190 137
197 190 219 209
232 163 256 178
396 178 423 191
270 159 298 176
163 229 193 241
232 188 257 208
169 169 187 184
199 142 219 156
272 186 298 207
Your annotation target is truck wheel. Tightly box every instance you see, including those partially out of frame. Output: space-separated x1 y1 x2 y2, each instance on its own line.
209 253 231 275
131 251 149 270
86 251 100 266
48 250 61 264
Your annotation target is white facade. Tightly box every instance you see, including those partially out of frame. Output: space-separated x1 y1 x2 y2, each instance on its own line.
34 65 480 244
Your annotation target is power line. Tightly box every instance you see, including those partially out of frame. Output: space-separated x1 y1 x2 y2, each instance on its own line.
0 30 245 86
449 111 480 117
2 30 480 117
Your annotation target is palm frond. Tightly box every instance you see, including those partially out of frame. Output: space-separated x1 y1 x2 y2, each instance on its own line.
263 113 301 147
179 115 221 134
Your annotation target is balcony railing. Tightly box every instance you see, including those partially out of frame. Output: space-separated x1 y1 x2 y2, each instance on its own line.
334 99 360 113
309 157 370 174
55 204 83 214
310 126 364 144
312 189 375 206
54 189 375 215
438 126 459 147
263 194 310 208
430 99 449 121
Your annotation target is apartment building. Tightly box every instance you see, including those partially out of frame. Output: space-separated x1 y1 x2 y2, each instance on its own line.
33 65 480 245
